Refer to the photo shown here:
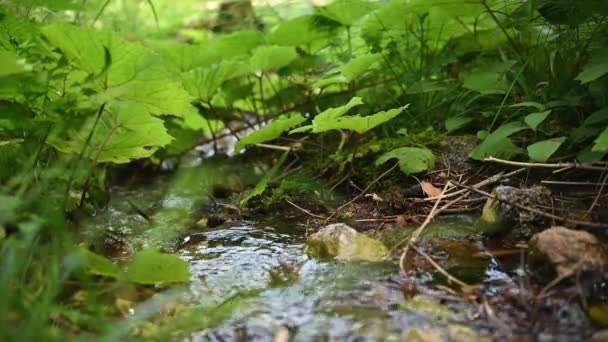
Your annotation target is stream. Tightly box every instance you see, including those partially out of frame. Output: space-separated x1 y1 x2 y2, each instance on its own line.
83 160 592 341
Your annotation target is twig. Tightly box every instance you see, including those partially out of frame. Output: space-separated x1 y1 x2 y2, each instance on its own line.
254 143 292 152
452 182 608 229
583 171 608 219
410 244 471 290
326 162 399 221
395 182 451 273
285 199 328 220
541 180 608 186
484 156 608 172
415 168 526 202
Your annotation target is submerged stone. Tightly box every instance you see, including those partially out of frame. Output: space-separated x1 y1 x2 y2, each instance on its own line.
306 223 389 262
481 185 551 239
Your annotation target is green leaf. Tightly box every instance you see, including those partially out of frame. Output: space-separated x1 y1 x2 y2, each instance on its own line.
592 126 608 152
42 23 108 75
524 110 552 131
375 147 435 175
79 248 120 279
571 107 608 142
268 15 327 47
317 0 377 26
48 104 174 164
445 116 473 132
0 52 32 77
250 46 298 73
509 102 545 111
181 61 249 102
235 113 306 153
309 106 406 134
291 97 364 133
126 249 190 285
341 53 383 82
469 121 528 160
527 137 566 162
463 60 516 94
576 47 608 84
240 152 288 207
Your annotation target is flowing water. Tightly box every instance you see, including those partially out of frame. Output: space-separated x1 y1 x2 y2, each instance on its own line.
83 161 591 341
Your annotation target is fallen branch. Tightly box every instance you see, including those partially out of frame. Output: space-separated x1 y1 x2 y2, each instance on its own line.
286 199 328 220
452 182 608 229
484 156 608 172
414 168 526 202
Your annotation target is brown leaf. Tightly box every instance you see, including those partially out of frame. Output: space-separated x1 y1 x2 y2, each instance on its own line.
420 181 442 197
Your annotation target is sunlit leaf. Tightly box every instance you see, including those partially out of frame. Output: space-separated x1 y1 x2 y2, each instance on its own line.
126 249 190 285
0 52 32 77
375 147 435 175
48 103 174 163
250 46 298 73
309 106 406 134
316 0 377 26
291 97 364 133
235 113 306 153
527 137 566 162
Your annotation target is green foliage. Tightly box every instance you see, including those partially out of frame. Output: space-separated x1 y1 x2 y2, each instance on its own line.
527 137 566 162
576 47 608 84
376 147 436 175
235 113 306 152
524 110 552 131
126 249 191 285
470 122 528 160
250 45 298 73
80 247 120 278
240 152 288 207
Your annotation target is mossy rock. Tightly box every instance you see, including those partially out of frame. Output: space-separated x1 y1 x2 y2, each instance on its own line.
306 223 388 262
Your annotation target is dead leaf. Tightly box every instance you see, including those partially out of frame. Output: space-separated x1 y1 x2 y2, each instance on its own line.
420 181 442 197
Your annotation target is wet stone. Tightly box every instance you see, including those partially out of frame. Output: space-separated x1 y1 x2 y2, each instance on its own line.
481 185 552 239
306 223 389 262
529 226 608 281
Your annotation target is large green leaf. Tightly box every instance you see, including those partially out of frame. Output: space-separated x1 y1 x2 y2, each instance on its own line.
268 15 327 47
181 61 249 102
463 60 516 94
250 46 298 73
48 103 174 163
235 113 306 153
524 110 552 131
576 47 608 84
592 126 608 152
42 23 109 75
527 137 566 162
317 0 377 26
375 147 436 175
310 107 406 134
341 53 383 82
79 248 120 279
126 249 190 285
291 97 364 133
470 121 528 160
